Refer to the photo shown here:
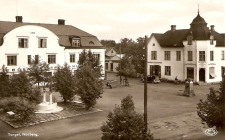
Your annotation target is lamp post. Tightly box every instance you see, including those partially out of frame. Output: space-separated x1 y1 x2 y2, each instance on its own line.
144 35 148 132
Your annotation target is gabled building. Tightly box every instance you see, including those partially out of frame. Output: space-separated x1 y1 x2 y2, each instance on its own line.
147 11 225 83
0 16 105 77
105 47 124 72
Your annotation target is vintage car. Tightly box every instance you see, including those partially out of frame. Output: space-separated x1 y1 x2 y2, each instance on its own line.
141 75 160 84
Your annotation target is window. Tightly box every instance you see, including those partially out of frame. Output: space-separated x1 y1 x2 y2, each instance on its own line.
48 55 56 64
28 55 31 64
210 51 214 61
70 54 75 63
222 51 225 60
89 41 94 45
105 63 108 70
7 56 17 66
176 51 181 61
153 43 155 46
164 51 170 60
111 50 114 53
210 35 214 45
93 54 100 61
18 38 28 48
151 51 157 60
72 39 80 47
188 51 193 61
187 35 193 45
38 38 47 48
165 66 171 75
199 51 205 61
209 67 216 79
35 55 39 64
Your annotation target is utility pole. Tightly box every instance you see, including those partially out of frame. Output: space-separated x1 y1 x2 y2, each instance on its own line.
120 43 122 85
144 35 148 132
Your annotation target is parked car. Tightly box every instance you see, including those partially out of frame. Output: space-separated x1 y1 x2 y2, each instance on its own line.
141 75 160 84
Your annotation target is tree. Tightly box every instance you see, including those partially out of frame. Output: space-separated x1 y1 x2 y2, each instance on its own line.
76 49 103 109
0 65 10 98
101 95 155 140
0 68 42 104
197 76 225 131
0 68 42 122
10 69 42 104
52 63 76 103
28 57 49 88
129 37 145 74
100 40 118 49
116 55 136 78
78 49 102 76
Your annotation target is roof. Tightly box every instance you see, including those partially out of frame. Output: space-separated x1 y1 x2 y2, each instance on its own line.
190 13 207 27
0 20 103 48
151 13 225 47
105 47 118 53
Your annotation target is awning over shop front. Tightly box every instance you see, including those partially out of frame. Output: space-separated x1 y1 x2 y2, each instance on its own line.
209 67 217 77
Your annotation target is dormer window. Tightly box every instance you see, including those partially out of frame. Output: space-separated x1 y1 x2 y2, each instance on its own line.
72 38 80 47
210 35 214 45
187 35 193 45
89 41 94 45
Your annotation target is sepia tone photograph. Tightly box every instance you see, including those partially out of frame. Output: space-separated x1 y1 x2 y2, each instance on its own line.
0 0 224 140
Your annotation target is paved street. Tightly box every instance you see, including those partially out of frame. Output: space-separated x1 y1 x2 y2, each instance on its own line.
0 72 224 140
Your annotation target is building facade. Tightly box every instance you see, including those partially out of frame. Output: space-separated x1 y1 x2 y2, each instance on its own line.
147 12 225 83
105 47 124 72
0 16 105 77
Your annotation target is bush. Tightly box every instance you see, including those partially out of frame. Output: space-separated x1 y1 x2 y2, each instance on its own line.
0 97 37 122
197 76 225 131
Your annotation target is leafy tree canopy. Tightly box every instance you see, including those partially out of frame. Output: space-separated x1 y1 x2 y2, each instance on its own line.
52 63 76 103
116 55 136 78
197 76 225 131
101 95 155 140
28 57 49 87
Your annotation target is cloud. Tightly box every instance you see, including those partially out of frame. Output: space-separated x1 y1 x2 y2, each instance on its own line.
78 24 112 32
204 11 225 19
142 1 177 9
108 12 160 23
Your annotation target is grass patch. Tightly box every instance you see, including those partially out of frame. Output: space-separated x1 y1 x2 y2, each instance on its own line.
0 102 102 129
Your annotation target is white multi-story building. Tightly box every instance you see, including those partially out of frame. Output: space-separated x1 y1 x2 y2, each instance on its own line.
147 12 225 83
0 16 105 77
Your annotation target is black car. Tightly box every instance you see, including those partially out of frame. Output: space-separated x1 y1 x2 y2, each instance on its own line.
141 75 160 84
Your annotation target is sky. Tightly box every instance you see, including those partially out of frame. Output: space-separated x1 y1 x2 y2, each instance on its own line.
1 0 225 42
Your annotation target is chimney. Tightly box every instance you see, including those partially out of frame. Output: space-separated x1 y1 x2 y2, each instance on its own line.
210 25 215 31
171 25 176 32
58 19 65 25
15 16 23 22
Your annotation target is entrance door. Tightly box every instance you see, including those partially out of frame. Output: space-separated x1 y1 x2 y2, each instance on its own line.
187 67 194 79
199 68 205 81
150 65 161 78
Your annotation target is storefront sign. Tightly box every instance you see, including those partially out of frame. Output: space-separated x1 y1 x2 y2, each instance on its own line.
208 63 216 65
185 63 195 65
149 62 162 64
